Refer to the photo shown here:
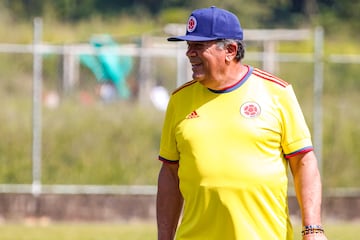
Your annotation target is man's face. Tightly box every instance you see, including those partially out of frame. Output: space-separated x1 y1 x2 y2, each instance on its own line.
186 41 226 86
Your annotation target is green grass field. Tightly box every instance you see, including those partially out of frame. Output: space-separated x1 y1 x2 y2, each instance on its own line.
0 221 358 240
0 222 155 240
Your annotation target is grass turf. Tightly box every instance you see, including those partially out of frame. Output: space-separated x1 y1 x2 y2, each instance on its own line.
0 221 358 240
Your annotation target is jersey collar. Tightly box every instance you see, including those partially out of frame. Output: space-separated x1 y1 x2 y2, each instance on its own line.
209 65 253 93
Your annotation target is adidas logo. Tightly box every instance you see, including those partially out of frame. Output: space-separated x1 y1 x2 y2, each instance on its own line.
186 110 199 119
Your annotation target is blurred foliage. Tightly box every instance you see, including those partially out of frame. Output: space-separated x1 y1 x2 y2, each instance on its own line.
0 53 359 187
1 0 360 37
0 0 359 188
157 8 191 24
0 92 163 185
41 100 163 184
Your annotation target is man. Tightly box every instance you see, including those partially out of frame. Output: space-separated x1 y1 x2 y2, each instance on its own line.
157 6 327 240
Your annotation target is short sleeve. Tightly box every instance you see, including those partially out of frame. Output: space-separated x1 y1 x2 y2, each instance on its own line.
158 96 180 162
280 85 313 155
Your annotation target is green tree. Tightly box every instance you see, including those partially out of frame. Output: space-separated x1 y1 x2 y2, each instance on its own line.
52 0 96 21
2 0 360 34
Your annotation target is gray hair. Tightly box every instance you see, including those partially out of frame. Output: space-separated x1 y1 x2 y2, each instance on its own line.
216 39 246 62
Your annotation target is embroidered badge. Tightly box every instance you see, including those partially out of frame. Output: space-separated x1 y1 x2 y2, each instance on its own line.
240 102 261 118
187 16 197 32
186 110 199 119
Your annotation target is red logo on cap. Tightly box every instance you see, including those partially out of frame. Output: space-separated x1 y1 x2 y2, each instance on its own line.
187 16 197 32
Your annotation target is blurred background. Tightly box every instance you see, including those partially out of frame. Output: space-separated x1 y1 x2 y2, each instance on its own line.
0 0 359 236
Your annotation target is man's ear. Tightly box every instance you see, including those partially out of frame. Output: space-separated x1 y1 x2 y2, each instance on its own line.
225 43 238 60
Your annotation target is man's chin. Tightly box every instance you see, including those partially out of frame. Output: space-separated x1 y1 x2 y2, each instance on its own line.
192 74 205 82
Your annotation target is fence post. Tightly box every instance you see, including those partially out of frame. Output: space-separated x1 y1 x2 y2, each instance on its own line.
32 17 43 196
62 45 80 94
138 35 153 104
176 43 189 86
313 26 324 175
262 40 277 73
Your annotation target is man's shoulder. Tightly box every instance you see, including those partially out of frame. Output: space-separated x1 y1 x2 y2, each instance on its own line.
171 80 198 95
251 68 289 88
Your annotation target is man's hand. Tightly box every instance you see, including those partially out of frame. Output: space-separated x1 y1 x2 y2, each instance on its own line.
302 233 328 240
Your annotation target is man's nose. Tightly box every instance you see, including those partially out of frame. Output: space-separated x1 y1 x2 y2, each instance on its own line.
186 48 197 57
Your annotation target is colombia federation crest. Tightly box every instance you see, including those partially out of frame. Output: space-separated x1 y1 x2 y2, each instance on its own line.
240 101 261 118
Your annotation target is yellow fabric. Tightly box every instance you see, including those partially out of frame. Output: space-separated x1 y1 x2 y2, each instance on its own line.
159 66 312 239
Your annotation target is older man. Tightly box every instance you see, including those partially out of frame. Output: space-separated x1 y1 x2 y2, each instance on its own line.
157 6 327 240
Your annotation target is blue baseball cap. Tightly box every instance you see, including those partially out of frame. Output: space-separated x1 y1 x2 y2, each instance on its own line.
168 6 243 42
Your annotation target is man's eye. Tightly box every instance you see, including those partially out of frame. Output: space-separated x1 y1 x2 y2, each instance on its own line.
188 44 203 50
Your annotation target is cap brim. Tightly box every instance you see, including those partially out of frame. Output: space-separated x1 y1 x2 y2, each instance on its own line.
167 35 219 42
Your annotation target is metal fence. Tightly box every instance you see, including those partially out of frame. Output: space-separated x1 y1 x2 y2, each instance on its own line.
0 19 359 195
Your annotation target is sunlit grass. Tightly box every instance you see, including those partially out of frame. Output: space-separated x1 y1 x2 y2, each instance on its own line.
0 221 358 240
0 222 156 240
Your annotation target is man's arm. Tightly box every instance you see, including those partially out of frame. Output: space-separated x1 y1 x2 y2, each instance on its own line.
289 151 327 240
157 162 183 240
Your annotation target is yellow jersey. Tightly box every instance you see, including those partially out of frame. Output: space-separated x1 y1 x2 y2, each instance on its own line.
159 66 313 239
